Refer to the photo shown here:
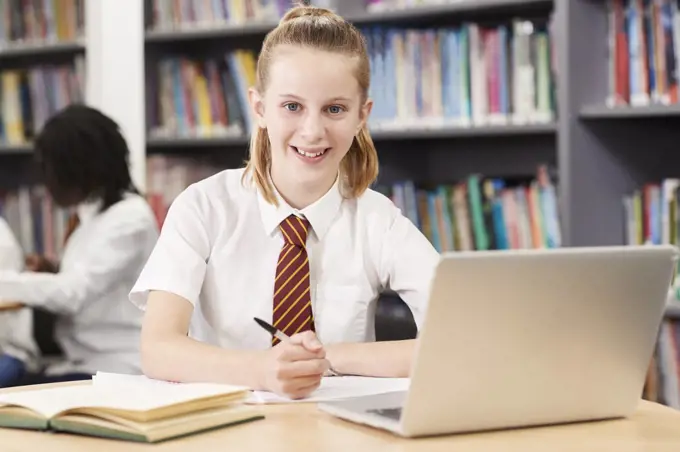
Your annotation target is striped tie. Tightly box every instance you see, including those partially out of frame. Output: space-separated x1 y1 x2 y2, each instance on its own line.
272 214 314 346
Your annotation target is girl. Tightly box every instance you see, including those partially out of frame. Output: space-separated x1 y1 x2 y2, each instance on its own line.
0 105 159 385
130 4 440 399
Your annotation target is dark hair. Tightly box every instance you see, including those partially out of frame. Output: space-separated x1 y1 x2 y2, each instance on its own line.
34 104 139 210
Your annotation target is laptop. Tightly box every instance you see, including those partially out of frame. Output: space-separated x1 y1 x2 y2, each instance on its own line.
318 245 679 437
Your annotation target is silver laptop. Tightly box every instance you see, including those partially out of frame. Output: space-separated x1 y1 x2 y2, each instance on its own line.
318 245 678 437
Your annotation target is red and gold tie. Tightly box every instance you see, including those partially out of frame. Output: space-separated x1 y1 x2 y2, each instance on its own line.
272 214 314 346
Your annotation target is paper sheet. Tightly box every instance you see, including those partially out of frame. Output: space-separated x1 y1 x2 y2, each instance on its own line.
92 372 409 405
246 376 410 404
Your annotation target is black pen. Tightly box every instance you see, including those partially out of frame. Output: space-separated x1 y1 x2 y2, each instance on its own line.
254 317 291 344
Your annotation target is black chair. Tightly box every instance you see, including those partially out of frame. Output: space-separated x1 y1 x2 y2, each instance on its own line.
375 292 418 341
32 308 62 357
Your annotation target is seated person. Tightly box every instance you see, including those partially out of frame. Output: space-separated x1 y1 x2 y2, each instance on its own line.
130 5 439 399
0 105 159 386
0 216 39 387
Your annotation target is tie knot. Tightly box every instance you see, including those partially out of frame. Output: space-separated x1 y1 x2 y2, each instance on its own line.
279 215 310 247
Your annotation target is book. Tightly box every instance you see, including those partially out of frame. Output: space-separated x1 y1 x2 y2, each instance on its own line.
0 380 264 443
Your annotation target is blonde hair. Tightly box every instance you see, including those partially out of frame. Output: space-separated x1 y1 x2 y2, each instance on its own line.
242 3 379 205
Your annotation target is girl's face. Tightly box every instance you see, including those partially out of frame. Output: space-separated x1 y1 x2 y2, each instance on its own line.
249 45 372 192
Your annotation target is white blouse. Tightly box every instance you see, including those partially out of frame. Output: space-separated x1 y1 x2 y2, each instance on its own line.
130 168 440 350
0 194 159 375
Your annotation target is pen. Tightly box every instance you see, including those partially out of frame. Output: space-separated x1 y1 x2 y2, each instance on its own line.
253 317 291 344
253 317 344 376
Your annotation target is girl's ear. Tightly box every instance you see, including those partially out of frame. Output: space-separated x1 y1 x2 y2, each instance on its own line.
248 87 267 129
358 98 373 134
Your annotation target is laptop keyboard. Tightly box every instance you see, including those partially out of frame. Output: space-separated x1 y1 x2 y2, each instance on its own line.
367 407 403 420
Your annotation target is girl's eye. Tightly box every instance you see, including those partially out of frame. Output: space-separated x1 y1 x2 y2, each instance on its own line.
284 103 300 112
327 105 345 114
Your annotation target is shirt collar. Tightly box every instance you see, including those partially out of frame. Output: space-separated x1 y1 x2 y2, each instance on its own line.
257 175 342 242
76 197 103 222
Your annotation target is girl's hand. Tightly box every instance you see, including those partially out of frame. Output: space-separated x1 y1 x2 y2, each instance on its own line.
259 331 329 399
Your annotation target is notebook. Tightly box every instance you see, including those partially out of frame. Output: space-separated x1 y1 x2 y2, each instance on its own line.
0 380 263 443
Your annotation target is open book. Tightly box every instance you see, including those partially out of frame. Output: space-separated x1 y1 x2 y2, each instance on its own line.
0 380 263 443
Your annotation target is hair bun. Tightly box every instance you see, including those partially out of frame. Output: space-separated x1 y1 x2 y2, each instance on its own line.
280 5 338 23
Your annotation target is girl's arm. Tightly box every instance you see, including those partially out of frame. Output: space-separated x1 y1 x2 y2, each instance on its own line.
140 290 266 387
141 290 330 398
325 339 417 377
0 218 155 315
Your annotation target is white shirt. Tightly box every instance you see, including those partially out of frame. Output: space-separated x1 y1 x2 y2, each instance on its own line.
130 168 440 350
0 193 159 375
0 217 38 367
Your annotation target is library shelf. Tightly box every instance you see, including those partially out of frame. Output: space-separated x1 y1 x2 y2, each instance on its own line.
145 0 554 43
0 144 32 155
0 39 84 59
666 301 680 320
145 123 557 150
369 123 556 140
146 135 249 149
145 21 277 43
579 104 680 119
348 0 554 24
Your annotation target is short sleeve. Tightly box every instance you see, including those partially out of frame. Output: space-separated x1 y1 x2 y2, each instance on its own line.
129 185 212 310
378 206 440 330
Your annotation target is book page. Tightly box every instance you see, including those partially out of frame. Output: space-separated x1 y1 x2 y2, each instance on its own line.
247 376 410 404
0 379 250 419
0 385 117 418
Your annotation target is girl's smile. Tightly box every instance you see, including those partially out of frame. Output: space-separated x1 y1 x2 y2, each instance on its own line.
290 145 332 163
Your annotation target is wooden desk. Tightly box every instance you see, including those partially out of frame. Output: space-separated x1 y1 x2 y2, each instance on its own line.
1 384 680 451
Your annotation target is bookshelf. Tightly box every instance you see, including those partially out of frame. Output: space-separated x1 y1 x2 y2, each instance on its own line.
0 144 33 155
580 104 680 119
146 123 556 150
0 40 84 59
0 0 86 179
143 0 559 255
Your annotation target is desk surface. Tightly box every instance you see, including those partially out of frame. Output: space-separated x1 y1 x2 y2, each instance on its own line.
1 384 680 451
